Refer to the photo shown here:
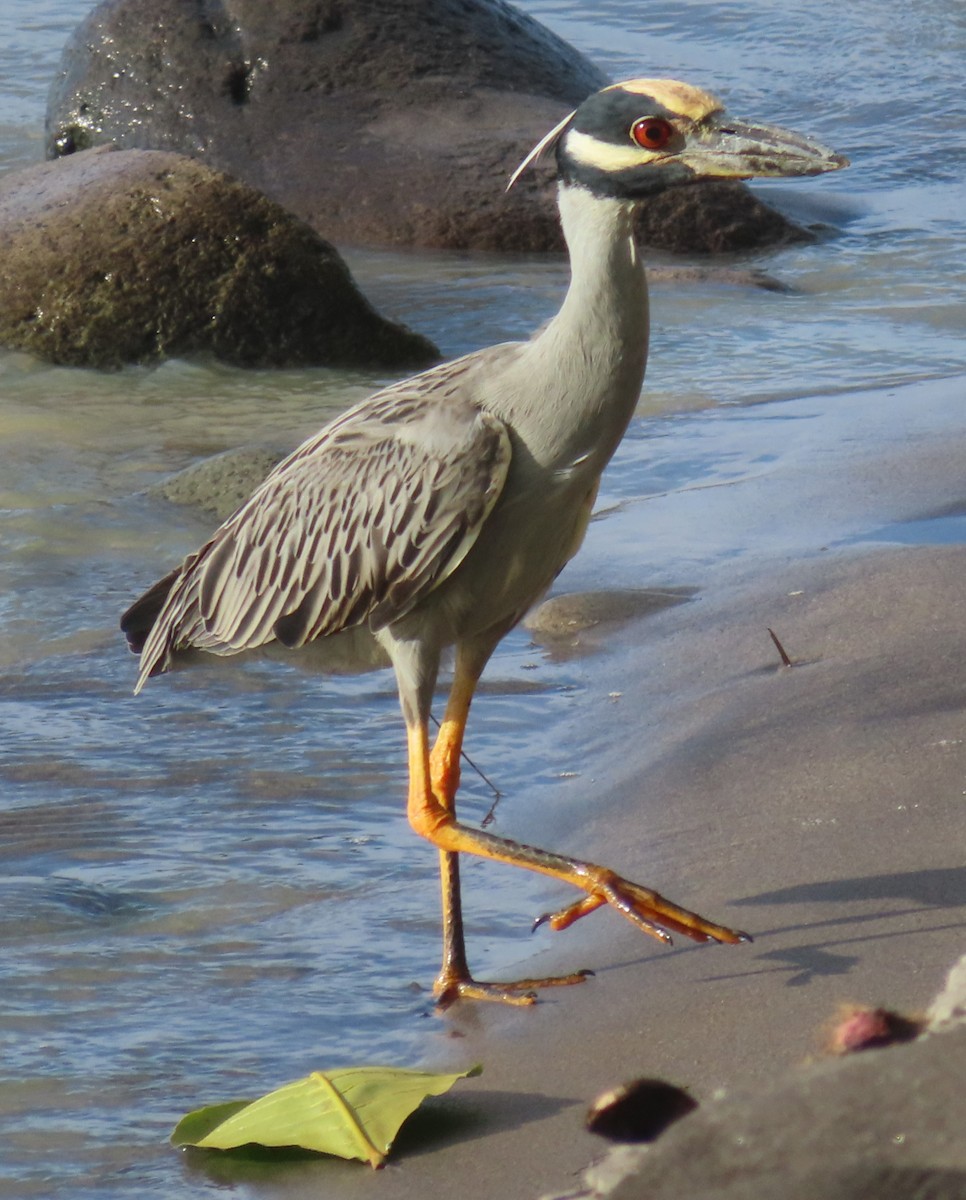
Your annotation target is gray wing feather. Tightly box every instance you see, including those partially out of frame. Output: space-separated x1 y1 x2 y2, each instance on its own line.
133 382 513 693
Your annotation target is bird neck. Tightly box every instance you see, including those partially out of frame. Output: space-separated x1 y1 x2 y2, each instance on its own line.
528 183 650 471
556 182 647 318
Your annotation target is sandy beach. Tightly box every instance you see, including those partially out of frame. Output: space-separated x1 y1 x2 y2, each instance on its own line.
182 372 966 1199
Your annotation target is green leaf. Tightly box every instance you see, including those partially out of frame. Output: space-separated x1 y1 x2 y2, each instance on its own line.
171 1064 482 1168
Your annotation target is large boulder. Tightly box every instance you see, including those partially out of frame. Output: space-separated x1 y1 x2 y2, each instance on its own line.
546 955 966 1200
45 0 810 254
0 146 438 370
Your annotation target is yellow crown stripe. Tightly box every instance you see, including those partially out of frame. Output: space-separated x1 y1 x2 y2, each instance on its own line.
605 78 722 121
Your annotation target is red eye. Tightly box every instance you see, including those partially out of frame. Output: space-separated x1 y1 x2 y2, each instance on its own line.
631 117 674 150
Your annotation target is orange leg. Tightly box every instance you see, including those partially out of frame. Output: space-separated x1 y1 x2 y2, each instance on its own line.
411 664 749 1007
426 667 591 1007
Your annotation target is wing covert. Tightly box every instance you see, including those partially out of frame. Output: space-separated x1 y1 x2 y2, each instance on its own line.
132 395 512 689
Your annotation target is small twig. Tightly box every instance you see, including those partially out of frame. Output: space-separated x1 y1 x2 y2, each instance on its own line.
428 712 504 824
767 627 794 668
480 788 504 828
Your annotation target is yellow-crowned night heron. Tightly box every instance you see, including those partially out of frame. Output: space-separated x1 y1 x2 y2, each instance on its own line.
122 79 847 1006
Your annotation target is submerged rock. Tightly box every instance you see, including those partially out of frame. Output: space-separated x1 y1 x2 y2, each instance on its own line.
0 146 438 370
45 0 811 254
147 446 285 522
527 589 696 638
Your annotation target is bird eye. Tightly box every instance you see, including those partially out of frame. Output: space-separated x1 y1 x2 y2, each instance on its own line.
630 117 674 150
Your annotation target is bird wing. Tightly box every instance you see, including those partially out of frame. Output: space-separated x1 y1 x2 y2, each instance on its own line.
131 376 513 692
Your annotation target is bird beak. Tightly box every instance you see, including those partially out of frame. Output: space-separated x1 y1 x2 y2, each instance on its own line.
682 115 849 179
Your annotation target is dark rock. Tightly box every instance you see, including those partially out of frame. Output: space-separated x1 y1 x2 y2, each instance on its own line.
545 955 966 1200
586 1078 698 1143
635 180 810 254
45 0 810 254
0 146 439 370
646 1164 966 1200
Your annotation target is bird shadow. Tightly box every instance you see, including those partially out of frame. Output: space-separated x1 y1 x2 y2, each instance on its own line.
731 865 966 911
601 866 966 989
697 912 966 988
707 865 966 987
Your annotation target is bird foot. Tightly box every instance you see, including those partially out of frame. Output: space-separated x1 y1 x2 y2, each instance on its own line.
534 871 752 946
433 968 594 1010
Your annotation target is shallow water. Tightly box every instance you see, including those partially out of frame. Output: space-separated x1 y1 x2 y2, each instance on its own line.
1 1 965 1196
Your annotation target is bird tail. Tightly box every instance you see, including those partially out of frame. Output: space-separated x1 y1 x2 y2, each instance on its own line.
119 571 178 657
120 567 180 654
119 567 188 693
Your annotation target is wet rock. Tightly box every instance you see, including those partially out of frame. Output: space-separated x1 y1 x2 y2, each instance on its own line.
527 589 695 638
646 264 793 293
147 446 286 522
45 0 810 254
0 146 439 370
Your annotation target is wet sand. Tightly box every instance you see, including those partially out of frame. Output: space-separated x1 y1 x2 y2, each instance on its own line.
186 375 966 1198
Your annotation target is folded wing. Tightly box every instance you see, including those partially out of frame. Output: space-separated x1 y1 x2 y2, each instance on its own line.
124 390 512 693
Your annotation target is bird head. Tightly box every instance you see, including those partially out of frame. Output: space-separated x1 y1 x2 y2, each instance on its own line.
510 78 848 197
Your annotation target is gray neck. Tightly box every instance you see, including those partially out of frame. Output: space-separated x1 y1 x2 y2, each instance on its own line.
511 183 650 473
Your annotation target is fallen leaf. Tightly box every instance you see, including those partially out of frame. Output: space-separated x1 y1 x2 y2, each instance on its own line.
172 1063 481 1167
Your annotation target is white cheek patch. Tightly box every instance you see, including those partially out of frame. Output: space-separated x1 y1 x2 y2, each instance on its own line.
564 127 667 172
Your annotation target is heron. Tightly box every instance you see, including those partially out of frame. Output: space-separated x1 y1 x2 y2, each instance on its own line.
122 79 846 1006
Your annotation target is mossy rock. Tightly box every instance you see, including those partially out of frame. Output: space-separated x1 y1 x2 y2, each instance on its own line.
0 146 438 370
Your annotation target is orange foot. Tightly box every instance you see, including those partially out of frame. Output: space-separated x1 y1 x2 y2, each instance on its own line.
532 871 752 945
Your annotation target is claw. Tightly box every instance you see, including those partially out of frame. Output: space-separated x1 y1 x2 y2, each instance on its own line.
630 916 674 945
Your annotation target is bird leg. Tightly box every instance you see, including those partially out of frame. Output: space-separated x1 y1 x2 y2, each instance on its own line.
433 845 579 1007
421 676 592 1007
408 700 750 1006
